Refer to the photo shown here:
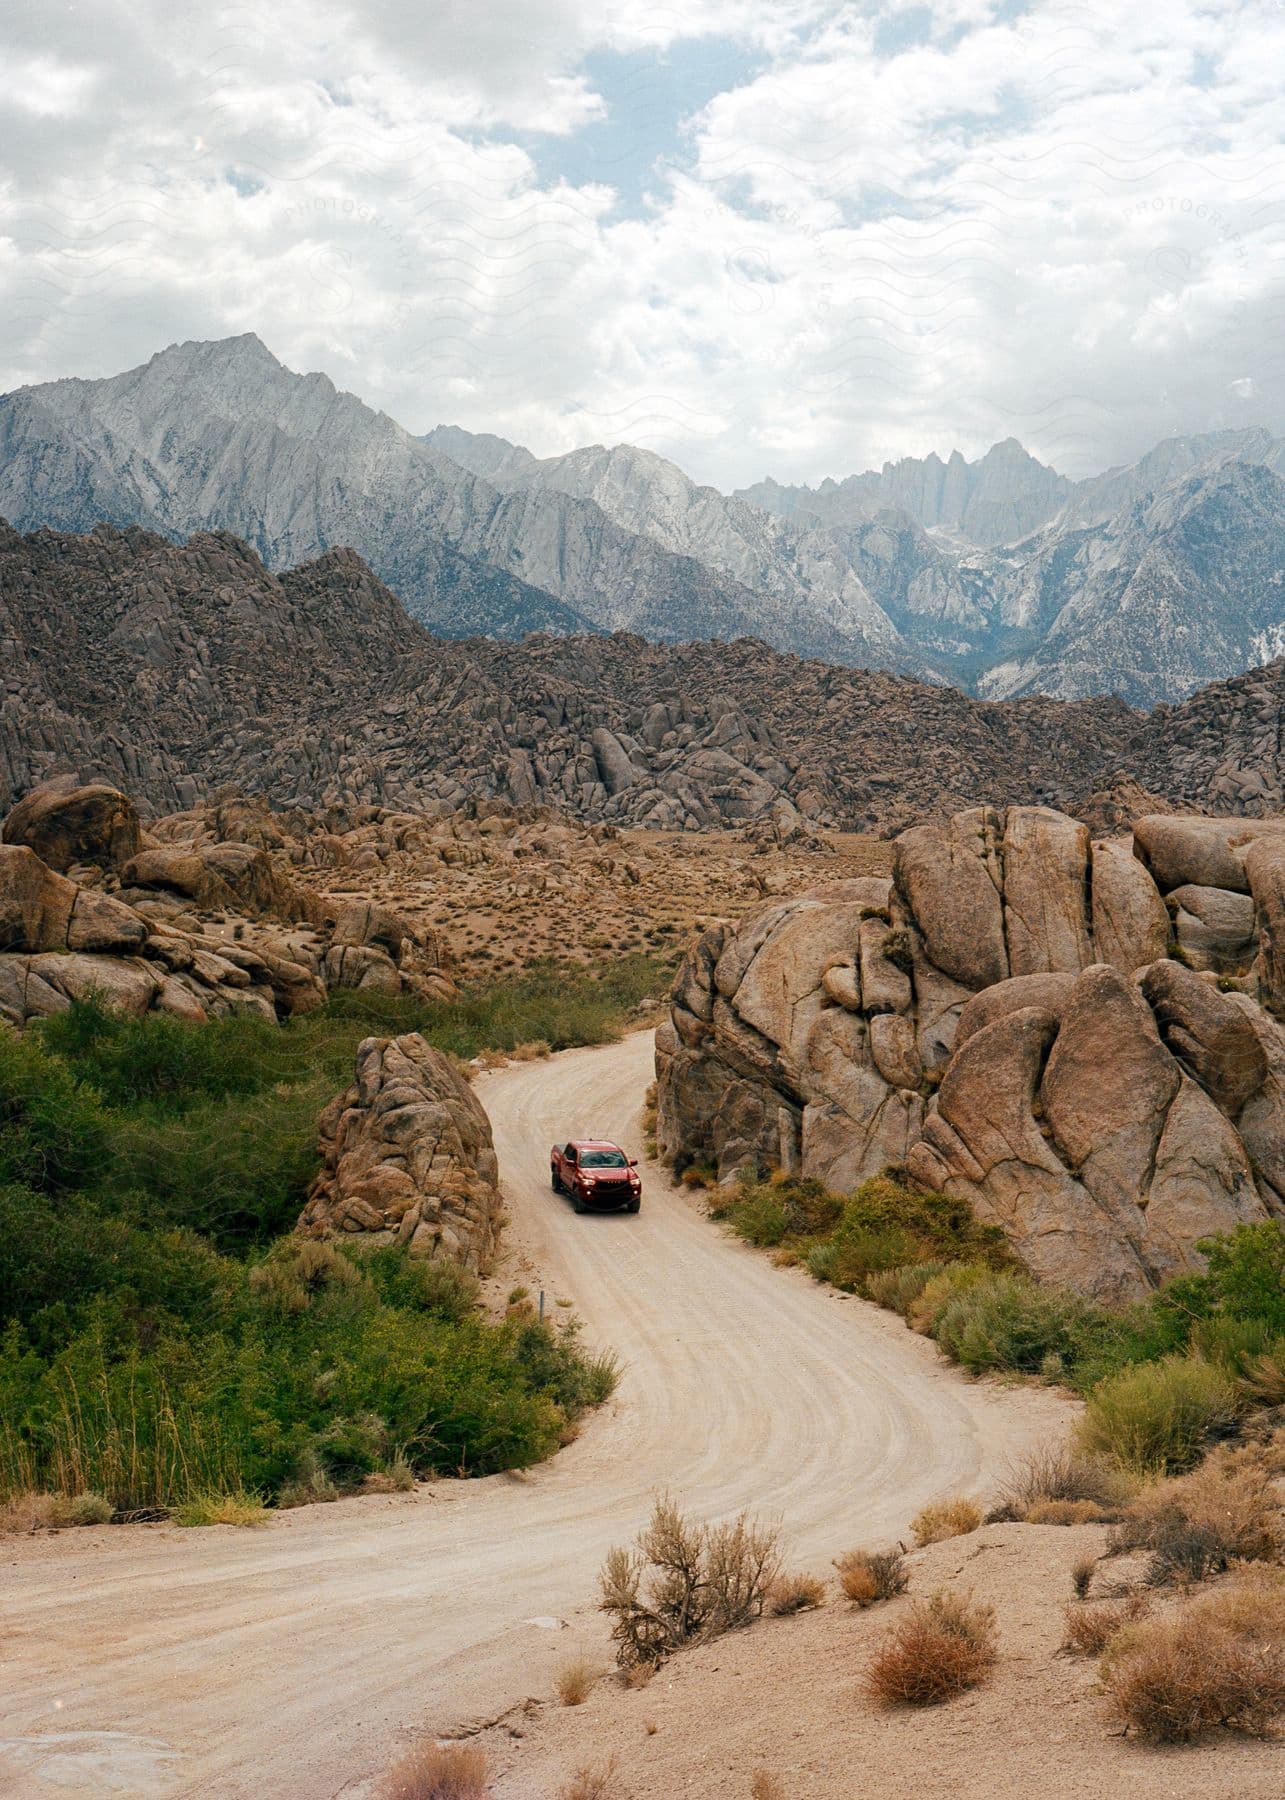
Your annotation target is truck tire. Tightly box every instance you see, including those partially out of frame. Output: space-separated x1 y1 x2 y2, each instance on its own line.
551 1168 561 1193
572 1191 585 1214
627 1198 640 1213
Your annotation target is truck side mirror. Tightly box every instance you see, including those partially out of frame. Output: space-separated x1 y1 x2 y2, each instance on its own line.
628 1158 638 1167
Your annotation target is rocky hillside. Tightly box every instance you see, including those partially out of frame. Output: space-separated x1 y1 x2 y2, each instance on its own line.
5 336 1284 702
4 520 1285 834
657 807 1285 1301
0 520 1141 832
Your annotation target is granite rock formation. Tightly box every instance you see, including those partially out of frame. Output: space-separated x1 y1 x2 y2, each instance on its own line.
297 1032 501 1273
657 807 1285 1300
0 778 452 1027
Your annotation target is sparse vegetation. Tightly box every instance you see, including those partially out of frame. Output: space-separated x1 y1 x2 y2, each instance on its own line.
750 1775 786 1800
1102 1575 1285 1743
767 1571 826 1615
865 1588 998 1707
555 1657 598 1705
381 1740 489 1800
1061 1594 1150 1657
833 1547 908 1607
600 1494 781 1669
558 1757 623 1800
996 1443 1133 1522
1106 1440 1282 1582
911 1496 982 1545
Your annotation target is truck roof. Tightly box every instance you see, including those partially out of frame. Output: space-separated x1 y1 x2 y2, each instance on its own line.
567 1139 623 1150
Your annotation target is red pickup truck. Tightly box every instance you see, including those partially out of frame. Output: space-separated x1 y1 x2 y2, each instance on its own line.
550 1140 642 1213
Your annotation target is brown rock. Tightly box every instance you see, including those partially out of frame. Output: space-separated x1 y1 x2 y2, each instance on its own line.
1001 806 1093 976
2 775 141 873
0 844 146 955
1167 884 1255 973
1245 837 1285 1008
1141 959 1268 1117
894 808 1007 989
1090 838 1170 973
298 1032 501 1273
1133 814 1285 895
1041 964 1179 1221
955 972 1076 1048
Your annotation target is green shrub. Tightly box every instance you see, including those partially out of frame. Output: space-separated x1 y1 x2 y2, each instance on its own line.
932 1274 1093 1375
1076 1357 1239 1475
864 1261 948 1315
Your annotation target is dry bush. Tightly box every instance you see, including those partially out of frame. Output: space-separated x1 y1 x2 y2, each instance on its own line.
558 1757 623 1800
1109 1444 1282 1585
1240 1347 1285 1406
0 1491 61 1534
555 1657 597 1706
381 1740 489 1800
834 1548 908 1607
509 1040 552 1061
1070 1554 1097 1600
911 1496 982 1546
998 1443 1133 1520
1024 1499 1107 1525
1104 1610 1285 1743
865 1590 997 1709
750 1775 786 1800
620 1662 654 1690
768 1571 826 1615
600 1494 781 1669
1061 1595 1150 1657
362 1455 416 1494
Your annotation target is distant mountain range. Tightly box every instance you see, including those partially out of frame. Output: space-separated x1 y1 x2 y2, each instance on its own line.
2 334 1283 705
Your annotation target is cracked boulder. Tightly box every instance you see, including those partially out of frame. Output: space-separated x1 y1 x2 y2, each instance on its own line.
297 1033 501 1272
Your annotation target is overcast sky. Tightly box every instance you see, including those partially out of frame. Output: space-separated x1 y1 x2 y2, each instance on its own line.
1 0 1282 487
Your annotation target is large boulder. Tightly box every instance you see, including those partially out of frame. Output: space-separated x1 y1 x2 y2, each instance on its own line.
2 775 142 873
0 844 148 955
118 842 304 919
297 1034 502 1272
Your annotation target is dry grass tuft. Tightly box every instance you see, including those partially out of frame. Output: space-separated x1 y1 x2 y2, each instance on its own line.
1023 1498 1107 1526
865 1588 997 1708
1070 1553 1098 1600
1061 1594 1150 1657
620 1661 654 1690
911 1496 982 1545
555 1657 598 1706
750 1775 786 1800
768 1571 826 1615
998 1443 1134 1520
381 1740 489 1800
600 1494 781 1669
173 1490 269 1528
0 1491 115 1533
833 1548 908 1608
558 1756 623 1800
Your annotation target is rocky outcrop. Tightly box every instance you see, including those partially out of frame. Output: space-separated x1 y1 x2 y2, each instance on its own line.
0 780 452 1027
297 1033 501 1272
658 804 1285 1301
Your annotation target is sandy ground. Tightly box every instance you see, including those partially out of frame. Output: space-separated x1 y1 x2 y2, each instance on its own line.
0 1031 1070 1799
484 1522 1285 1800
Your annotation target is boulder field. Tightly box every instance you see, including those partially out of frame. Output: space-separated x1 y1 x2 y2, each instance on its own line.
657 807 1285 1301
0 776 454 1026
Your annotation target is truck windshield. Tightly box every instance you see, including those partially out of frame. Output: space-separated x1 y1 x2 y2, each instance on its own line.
581 1149 627 1168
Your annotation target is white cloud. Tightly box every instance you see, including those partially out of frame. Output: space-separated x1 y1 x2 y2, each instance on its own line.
0 0 1281 489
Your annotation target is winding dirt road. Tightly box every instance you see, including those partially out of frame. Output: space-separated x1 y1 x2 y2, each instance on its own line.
0 1032 1069 1798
